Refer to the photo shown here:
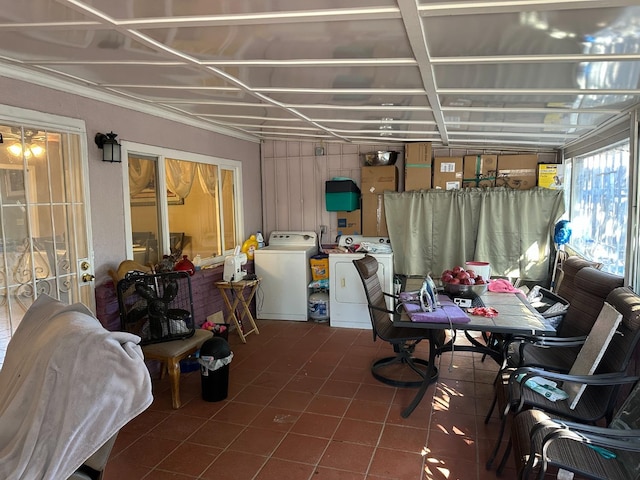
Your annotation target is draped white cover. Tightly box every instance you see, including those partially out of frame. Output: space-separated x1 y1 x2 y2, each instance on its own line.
384 188 565 282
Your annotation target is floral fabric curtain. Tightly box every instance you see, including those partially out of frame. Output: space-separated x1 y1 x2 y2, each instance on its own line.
384 188 565 282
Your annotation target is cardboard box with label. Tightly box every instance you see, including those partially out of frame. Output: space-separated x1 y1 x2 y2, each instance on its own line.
433 157 463 190
496 155 539 190
337 209 362 235
362 194 388 237
404 143 432 191
361 165 398 195
538 163 564 189
463 155 497 188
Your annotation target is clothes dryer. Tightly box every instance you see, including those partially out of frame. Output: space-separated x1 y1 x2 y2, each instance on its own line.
329 235 394 329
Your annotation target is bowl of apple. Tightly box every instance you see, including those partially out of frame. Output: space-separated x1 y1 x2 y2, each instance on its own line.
441 266 489 296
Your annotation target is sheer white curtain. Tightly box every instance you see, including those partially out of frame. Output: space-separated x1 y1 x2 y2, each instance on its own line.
128 157 154 196
197 163 219 197
165 158 196 199
384 188 565 281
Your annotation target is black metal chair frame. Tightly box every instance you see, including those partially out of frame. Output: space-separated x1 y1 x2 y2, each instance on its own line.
352 255 439 390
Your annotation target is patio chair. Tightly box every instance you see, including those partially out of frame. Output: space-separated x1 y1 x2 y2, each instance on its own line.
511 378 640 479
506 261 624 372
486 285 640 473
352 254 444 388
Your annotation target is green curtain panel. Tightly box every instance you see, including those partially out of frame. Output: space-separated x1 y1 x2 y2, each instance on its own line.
384 188 565 281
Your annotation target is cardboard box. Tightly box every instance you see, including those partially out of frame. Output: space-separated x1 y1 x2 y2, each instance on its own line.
362 194 388 237
538 163 564 189
463 155 497 188
405 142 433 190
325 179 360 211
361 165 398 195
433 157 463 190
496 155 539 190
336 209 361 235
405 165 432 191
405 142 432 165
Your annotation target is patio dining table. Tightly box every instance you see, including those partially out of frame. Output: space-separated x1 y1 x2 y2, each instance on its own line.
394 290 556 417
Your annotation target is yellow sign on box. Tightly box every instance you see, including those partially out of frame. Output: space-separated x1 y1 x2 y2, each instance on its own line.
538 164 564 189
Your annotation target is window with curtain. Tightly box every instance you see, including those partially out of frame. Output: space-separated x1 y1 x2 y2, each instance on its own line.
566 140 629 276
127 147 241 267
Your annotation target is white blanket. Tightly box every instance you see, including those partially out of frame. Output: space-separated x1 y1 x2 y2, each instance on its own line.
0 294 153 480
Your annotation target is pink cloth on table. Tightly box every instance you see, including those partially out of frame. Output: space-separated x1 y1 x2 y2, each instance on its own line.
400 293 470 323
488 278 521 293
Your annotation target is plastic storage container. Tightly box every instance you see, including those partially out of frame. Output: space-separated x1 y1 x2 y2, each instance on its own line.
310 254 329 281
199 337 233 402
325 179 361 211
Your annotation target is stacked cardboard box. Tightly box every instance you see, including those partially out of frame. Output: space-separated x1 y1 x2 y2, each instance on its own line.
462 155 497 188
496 154 539 190
361 165 397 236
337 208 362 235
405 142 432 191
433 157 463 190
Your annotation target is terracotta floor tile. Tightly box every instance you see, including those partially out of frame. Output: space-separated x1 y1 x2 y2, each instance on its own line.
284 374 327 394
319 378 360 398
268 388 315 411
104 319 510 480
306 394 351 417
253 457 317 480
318 441 375 473
227 425 286 456
212 400 264 425
200 450 267 480
368 447 425 480
343 398 390 423
290 411 341 438
332 417 383 446
250 406 301 431
155 442 221 477
271 432 330 464
115 435 181 468
312 467 366 479
377 424 428 453
187 419 245 448
425 430 476 463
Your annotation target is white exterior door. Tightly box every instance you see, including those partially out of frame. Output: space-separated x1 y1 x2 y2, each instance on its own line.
0 107 94 366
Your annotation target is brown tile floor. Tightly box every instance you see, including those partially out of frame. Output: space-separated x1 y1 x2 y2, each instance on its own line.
104 320 520 480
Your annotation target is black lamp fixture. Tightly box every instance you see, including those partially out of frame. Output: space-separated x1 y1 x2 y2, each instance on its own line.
94 131 121 163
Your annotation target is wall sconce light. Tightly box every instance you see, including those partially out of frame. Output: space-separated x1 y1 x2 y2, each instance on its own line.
95 131 121 163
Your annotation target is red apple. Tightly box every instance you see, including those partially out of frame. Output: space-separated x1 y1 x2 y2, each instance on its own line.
476 278 486 285
441 273 454 283
452 265 464 275
449 277 461 285
456 271 470 281
466 269 476 278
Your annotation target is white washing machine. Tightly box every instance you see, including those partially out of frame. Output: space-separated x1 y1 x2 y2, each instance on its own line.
254 231 318 321
329 235 394 329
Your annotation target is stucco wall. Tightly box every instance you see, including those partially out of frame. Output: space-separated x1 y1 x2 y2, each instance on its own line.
0 75 262 285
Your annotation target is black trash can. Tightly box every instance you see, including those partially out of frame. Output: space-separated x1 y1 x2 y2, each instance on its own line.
199 337 232 402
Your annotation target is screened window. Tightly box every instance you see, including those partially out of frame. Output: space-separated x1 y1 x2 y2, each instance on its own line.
124 144 242 267
567 141 629 276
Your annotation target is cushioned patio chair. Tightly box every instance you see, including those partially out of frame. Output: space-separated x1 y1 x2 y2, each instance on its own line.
352 254 444 388
486 286 640 473
506 260 624 372
511 378 640 479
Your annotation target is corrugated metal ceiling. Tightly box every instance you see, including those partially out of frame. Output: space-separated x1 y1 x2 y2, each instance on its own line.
1 0 639 150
